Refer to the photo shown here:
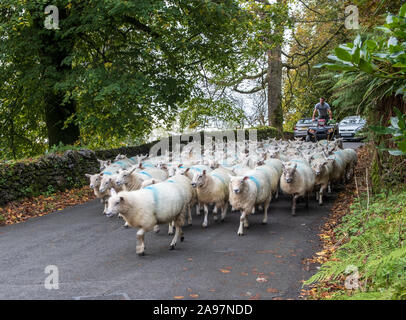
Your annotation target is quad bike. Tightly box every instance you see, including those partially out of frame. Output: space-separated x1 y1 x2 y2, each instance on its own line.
305 118 337 142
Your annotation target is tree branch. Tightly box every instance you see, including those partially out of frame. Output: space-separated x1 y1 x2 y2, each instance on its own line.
283 24 345 70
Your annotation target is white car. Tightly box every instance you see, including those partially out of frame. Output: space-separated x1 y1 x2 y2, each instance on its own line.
338 116 366 141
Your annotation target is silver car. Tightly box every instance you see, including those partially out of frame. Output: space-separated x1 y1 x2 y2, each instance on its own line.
294 118 314 139
338 116 366 141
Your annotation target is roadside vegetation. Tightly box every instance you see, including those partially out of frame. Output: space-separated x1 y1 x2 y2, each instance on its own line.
303 4 406 300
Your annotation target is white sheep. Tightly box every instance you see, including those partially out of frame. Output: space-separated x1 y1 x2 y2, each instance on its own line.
280 160 315 216
115 167 168 191
191 168 230 228
105 183 188 255
228 169 272 236
85 173 110 213
310 157 334 205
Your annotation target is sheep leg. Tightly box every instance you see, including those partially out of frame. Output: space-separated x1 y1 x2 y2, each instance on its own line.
244 217 249 228
275 188 279 200
238 211 248 236
306 193 309 208
153 225 160 233
169 224 181 250
220 203 227 222
168 221 175 235
262 196 271 225
319 184 327 206
136 228 146 256
195 203 201 216
213 205 218 221
328 183 332 194
187 205 192 226
202 205 209 228
292 194 299 216
251 207 255 214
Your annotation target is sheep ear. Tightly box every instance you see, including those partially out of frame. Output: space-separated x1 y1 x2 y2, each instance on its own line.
97 159 103 164
178 164 183 168
110 188 117 196
202 170 206 175
293 163 297 169
85 174 92 178
129 166 137 174
120 196 124 202
243 176 249 181
185 168 190 173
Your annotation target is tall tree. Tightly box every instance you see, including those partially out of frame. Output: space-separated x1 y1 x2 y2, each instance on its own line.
0 0 245 158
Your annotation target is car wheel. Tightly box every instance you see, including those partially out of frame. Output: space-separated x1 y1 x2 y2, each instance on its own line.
305 135 311 142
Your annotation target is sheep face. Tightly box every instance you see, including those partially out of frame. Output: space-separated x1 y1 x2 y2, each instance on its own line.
312 161 328 176
116 167 137 187
176 166 190 176
191 170 207 188
97 159 111 171
268 150 279 159
282 163 297 184
167 166 177 177
105 193 124 218
115 154 127 161
99 175 114 193
229 176 248 194
156 162 167 171
207 159 219 170
86 173 102 189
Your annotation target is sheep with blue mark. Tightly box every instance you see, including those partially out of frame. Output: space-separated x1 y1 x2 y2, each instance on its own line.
114 166 168 191
228 168 272 236
105 180 188 255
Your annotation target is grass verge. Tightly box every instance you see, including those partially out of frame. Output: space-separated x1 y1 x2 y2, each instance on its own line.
302 145 406 300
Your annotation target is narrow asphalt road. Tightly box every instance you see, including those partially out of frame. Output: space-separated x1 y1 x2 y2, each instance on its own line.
0 142 361 300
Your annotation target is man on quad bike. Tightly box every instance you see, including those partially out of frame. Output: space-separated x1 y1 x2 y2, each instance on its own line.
312 97 333 122
306 98 336 142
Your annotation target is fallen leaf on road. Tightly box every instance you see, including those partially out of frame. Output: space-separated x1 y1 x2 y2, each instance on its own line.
256 277 268 283
219 269 231 274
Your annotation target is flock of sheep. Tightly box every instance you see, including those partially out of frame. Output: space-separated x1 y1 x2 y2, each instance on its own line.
85 138 357 255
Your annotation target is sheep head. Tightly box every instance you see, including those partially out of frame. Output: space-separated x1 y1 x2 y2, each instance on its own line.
229 176 249 194
105 189 124 218
99 175 114 193
85 173 101 189
97 159 111 171
191 170 207 188
115 167 137 187
282 162 297 184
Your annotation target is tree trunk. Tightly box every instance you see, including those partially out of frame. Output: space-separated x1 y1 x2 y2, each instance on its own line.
44 96 80 147
267 46 283 130
34 8 80 147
